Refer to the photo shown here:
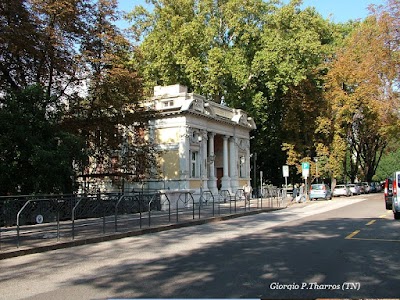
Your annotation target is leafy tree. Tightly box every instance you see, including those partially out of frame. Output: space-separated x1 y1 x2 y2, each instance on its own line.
322 0 400 182
0 86 87 195
0 0 94 194
126 0 275 102
66 0 159 190
0 0 158 194
375 141 400 181
127 0 336 185
248 1 334 185
0 0 91 97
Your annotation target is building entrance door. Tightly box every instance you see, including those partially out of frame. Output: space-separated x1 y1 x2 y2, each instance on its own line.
217 168 223 190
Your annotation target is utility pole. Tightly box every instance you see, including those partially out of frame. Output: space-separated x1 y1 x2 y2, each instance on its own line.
314 157 319 183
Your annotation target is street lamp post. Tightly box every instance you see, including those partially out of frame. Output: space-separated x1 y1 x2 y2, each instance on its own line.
314 157 319 183
253 153 257 197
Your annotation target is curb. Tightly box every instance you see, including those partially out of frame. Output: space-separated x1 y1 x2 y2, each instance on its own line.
0 206 285 260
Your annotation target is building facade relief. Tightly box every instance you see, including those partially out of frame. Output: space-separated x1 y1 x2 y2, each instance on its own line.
141 84 256 199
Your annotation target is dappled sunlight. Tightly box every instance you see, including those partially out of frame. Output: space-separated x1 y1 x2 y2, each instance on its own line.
1 197 400 299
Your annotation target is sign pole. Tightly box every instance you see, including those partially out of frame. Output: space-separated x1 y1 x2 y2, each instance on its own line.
282 165 289 199
301 162 310 201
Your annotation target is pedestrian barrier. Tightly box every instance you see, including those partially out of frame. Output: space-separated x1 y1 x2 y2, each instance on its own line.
0 188 286 253
198 190 215 217
176 191 195 222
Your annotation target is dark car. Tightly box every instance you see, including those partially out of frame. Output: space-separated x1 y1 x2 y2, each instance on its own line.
384 177 393 210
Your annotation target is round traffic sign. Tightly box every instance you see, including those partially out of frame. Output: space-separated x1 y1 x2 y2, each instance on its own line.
36 214 44 224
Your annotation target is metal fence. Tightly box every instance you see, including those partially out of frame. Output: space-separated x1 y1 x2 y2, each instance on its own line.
0 188 286 253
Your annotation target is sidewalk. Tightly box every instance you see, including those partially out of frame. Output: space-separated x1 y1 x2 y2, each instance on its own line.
286 199 311 208
0 197 290 260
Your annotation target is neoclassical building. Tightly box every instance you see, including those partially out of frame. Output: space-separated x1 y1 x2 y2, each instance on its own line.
141 84 256 196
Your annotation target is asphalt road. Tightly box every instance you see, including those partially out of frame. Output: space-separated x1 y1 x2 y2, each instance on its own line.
0 193 399 299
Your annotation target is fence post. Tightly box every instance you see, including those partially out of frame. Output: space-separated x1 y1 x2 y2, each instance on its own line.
56 199 60 242
16 200 31 248
139 195 142 229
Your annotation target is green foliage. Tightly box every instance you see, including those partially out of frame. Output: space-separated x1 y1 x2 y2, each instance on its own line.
253 3 331 94
375 141 400 181
0 0 158 194
127 0 336 185
124 0 400 186
249 2 335 184
0 0 92 97
68 0 159 184
127 0 275 102
0 86 87 195
324 2 400 182
1 0 397 193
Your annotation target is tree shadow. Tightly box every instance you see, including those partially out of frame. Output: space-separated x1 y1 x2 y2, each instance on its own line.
1 206 399 299
65 214 400 299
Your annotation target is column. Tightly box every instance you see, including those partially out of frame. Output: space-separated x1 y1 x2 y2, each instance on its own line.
179 126 190 190
200 130 208 191
208 132 218 195
230 137 239 192
221 135 231 191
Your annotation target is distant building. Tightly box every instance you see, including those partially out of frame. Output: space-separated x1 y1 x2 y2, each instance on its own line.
141 84 256 196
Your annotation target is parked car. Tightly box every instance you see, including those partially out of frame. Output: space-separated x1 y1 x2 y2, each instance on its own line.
384 177 393 210
369 182 378 193
392 171 400 219
347 183 360 195
362 182 371 193
375 181 383 192
309 183 332 200
356 182 366 194
333 184 352 197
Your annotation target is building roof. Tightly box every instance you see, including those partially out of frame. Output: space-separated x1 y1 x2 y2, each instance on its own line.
145 84 256 130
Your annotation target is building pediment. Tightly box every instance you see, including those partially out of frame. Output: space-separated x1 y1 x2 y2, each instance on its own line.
150 84 256 130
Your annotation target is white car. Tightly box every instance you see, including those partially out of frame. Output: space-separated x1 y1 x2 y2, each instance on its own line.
333 184 352 197
362 182 371 193
347 184 360 195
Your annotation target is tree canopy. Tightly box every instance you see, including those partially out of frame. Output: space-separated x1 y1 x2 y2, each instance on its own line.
0 0 399 194
126 0 400 185
128 0 335 184
0 0 157 194
322 0 400 182
0 85 87 194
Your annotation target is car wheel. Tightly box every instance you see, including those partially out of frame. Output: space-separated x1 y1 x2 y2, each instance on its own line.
394 212 400 220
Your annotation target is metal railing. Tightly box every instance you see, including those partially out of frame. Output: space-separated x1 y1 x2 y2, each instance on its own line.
0 188 286 252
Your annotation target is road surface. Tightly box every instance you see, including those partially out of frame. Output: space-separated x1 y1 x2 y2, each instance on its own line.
0 193 399 299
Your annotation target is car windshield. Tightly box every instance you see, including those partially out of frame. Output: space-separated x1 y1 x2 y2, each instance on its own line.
311 184 324 190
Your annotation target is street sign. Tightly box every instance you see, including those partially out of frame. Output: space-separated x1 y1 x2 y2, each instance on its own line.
302 162 310 178
36 214 44 224
282 165 289 178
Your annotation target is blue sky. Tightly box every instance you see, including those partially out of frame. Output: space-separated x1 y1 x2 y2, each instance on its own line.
292 0 385 23
116 0 386 29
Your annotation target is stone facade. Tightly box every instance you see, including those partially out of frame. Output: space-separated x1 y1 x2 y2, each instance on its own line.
139 84 256 197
